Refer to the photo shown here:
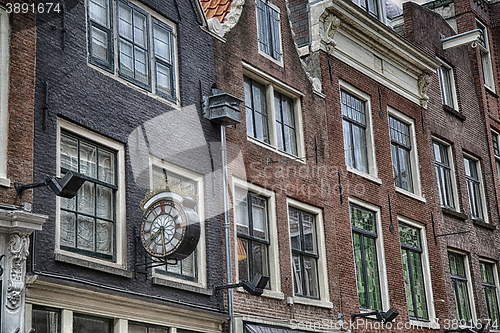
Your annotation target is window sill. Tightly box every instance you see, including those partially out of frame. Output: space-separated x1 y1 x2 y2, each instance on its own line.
236 286 284 299
347 166 382 185
247 136 305 164
0 177 10 188
409 320 440 330
55 252 132 278
443 105 466 121
152 277 212 295
395 187 426 203
473 219 496 230
292 296 333 308
485 85 498 98
258 50 284 67
441 207 467 220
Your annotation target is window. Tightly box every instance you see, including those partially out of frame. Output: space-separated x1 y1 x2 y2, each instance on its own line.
399 223 428 320
492 131 500 192
87 0 177 101
438 64 458 110
57 119 126 266
449 252 473 321
389 111 421 196
464 156 486 221
350 204 382 310
243 68 304 158
433 140 457 210
235 188 269 285
151 160 205 285
359 0 379 17
129 322 168 333
59 131 117 260
73 314 113 333
480 261 500 327
342 90 368 173
256 0 282 63
477 21 495 92
0 6 9 187
32 306 61 333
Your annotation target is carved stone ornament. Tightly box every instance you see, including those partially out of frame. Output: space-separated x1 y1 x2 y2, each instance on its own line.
221 0 245 36
6 233 30 310
418 73 431 108
320 12 341 53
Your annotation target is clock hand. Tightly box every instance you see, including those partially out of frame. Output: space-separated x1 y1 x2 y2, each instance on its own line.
161 226 166 256
149 228 162 241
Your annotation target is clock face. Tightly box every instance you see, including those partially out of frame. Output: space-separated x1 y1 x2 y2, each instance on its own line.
140 199 187 258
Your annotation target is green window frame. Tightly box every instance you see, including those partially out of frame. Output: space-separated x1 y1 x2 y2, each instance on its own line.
480 261 500 327
350 204 382 310
449 252 473 321
399 223 428 320
342 90 368 173
289 207 319 298
235 188 270 285
59 131 117 260
390 116 414 193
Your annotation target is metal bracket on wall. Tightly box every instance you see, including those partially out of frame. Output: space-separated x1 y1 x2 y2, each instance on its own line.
378 86 384 119
388 194 394 233
61 4 66 50
338 172 343 205
431 212 469 244
421 108 425 132
328 58 333 83
42 82 49 131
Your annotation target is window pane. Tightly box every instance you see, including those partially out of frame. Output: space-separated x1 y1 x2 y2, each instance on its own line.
80 142 97 178
401 250 413 316
352 124 368 173
96 219 113 254
118 3 133 40
134 47 148 83
364 236 381 310
252 195 267 237
350 205 376 233
78 181 95 215
156 63 172 96
77 215 95 251
245 77 254 137
303 256 319 298
119 40 134 77
289 208 300 251
60 210 76 247
32 307 60 333
154 24 171 63
302 212 316 254
129 324 148 333
89 0 109 27
61 134 78 172
343 121 353 168
292 254 302 295
235 189 249 231
238 238 249 281
455 281 472 321
133 11 147 48
73 315 112 333
91 27 109 62
486 287 500 324
252 241 269 278
353 233 367 308
399 224 421 249
98 149 115 185
411 251 428 319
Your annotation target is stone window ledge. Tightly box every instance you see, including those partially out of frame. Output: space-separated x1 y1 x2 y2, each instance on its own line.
55 253 133 278
443 105 466 121
152 277 213 295
441 208 468 220
473 219 496 230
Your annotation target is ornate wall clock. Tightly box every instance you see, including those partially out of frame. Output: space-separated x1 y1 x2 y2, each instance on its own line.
140 190 200 260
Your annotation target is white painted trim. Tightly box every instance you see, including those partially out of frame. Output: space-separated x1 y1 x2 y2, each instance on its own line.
347 166 382 184
448 249 477 323
397 216 437 325
437 60 459 112
432 137 460 212
149 157 207 288
255 0 284 67
242 62 304 97
0 6 10 183
56 119 127 269
286 198 330 304
388 107 423 198
339 80 379 179
232 177 281 293
463 153 489 223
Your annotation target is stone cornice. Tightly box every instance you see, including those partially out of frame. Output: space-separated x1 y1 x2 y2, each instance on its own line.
0 208 47 234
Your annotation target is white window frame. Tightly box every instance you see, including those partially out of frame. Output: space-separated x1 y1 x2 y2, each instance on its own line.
463 153 488 223
286 198 332 308
232 177 283 299
448 249 478 324
0 6 10 187
149 157 207 288
437 60 459 111
388 107 424 201
479 258 500 329
339 80 380 184
243 62 305 161
398 216 438 328
85 0 180 107
55 119 127 270
348 197 390 313
477 20 495 93
255 0 283 66
432 137 460 212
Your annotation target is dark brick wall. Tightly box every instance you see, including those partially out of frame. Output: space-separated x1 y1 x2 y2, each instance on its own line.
31 0 224 308
0 0 37 205
288 0 309 48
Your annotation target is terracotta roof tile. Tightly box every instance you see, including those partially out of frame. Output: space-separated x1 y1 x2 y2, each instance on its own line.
200 0 233 22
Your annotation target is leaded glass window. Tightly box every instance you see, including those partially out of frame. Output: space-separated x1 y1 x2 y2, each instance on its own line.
245 76 269 143
152 166 198 280
73 314 112 333
256 0 281 62
464 157 484 220
32 306 60 333
275 92 297 155
235 189 269 285
88 0 113 69
342 90 368 173
350 204 382 310
60 132 117 260
290 207 319 298
433 141 455 209
449 252 472 321
480 262 500 327
390 116 414 193
399 224 428 320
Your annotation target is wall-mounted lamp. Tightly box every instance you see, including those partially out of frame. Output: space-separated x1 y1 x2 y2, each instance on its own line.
215 273 270 296
15 171 86 199
351 309 399 323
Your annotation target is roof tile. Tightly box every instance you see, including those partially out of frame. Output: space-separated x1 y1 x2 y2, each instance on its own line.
200 0 233 22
